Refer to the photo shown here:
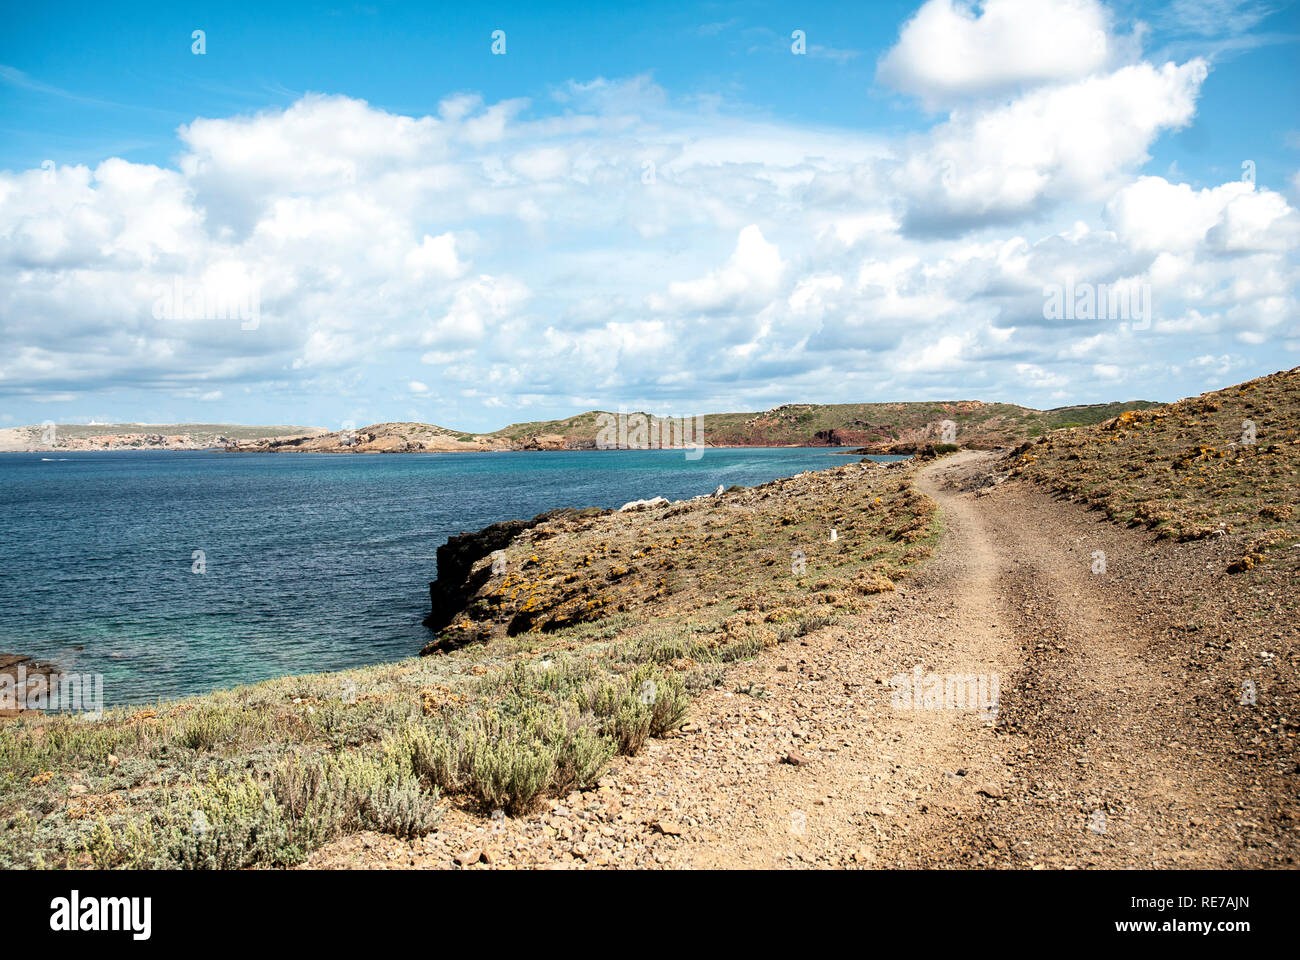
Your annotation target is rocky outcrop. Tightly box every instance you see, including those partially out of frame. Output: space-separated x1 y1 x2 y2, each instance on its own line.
618 497 669 512
5 431 207 451
421 506 609 652
228 422 502 454
0 654 59 717
811 428 883 447
514 435 603 451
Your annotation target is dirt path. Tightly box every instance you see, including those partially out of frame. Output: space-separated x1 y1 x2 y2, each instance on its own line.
307 452 1291 868
903 451 1282 867
664 452 1020 868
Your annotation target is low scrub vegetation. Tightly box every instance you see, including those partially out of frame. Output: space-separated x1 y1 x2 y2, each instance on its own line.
1008 367 1300 570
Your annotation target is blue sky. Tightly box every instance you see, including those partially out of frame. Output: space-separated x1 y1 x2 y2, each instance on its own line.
1 0 1297 430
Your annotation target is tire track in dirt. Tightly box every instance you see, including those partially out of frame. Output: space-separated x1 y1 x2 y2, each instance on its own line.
923 451 1277 867
670 452 1021 868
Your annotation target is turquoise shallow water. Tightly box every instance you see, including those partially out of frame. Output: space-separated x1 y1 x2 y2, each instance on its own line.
0 447 902 706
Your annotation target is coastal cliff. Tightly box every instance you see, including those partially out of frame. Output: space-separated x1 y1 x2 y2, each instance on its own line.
419 457 937 655
423 507 609 640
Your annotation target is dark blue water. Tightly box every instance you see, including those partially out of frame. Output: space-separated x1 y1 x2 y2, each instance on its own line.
0 447 899 705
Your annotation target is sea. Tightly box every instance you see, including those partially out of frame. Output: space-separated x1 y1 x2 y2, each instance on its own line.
0 447 903 706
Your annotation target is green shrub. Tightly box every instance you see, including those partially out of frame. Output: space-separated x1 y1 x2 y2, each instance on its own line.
79 749 442 869
467 734 557 815
129 775 298 869
176 708 239 751
397 719 468 793
576 664 687 754
795 611 835 636
363 776 441 838
400 697 616 815
608 699 653 755
550 724 613 794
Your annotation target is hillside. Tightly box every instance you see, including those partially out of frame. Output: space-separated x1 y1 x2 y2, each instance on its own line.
225 421 510 454
1003 366 1300 567
699 399 1159 451
227 398 1157 454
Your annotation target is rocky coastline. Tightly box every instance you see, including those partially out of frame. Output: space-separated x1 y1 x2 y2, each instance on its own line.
417 457 930 656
